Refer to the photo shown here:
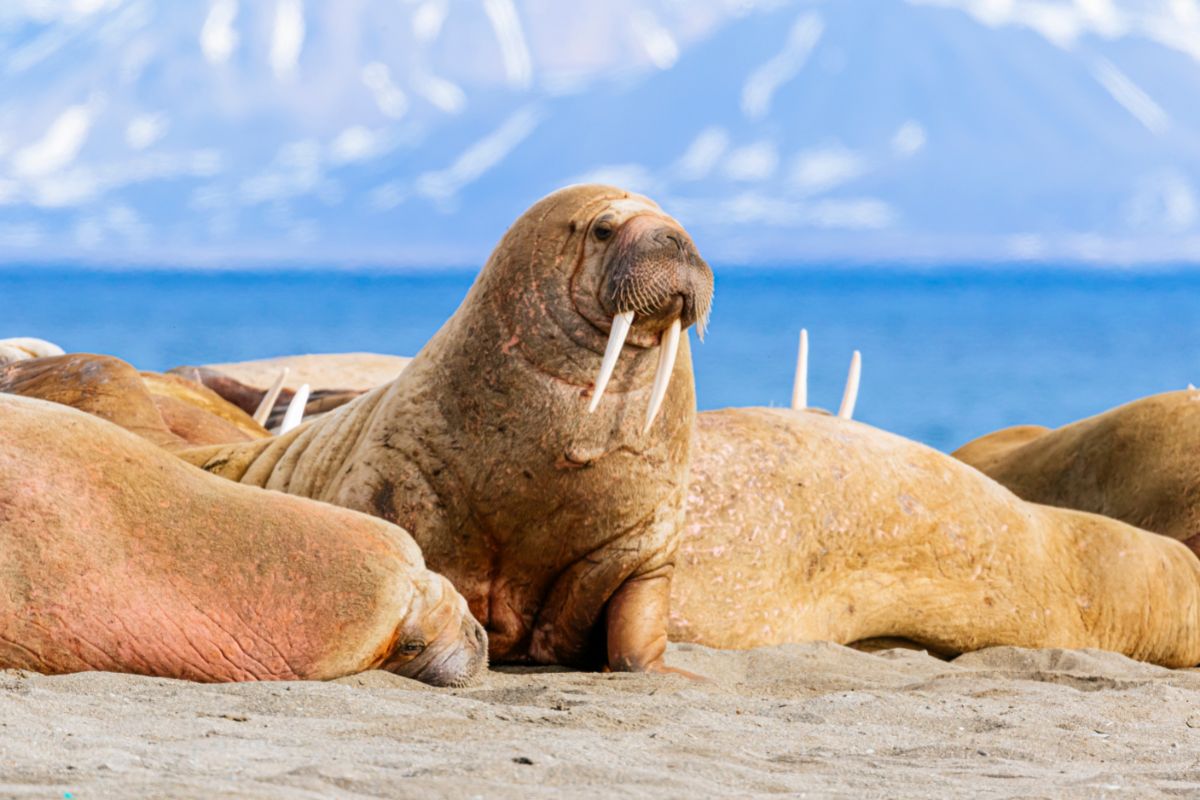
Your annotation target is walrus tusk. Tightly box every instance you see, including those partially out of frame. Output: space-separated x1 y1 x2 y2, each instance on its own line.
643 317 682 435
279 382 310 434
588 310 636 413
837 350 861 420
791 328 809 411
253 368 290 426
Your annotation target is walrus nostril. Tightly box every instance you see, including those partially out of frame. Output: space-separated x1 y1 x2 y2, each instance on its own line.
665 232 686 253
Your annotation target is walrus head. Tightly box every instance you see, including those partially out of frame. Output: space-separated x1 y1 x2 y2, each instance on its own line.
476 184 713 436
575 194 713 432
380 574 489 687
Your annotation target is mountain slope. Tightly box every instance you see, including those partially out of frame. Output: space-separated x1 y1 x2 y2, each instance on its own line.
1 0 1199 266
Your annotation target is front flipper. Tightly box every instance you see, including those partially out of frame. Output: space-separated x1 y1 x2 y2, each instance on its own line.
606 565 705 680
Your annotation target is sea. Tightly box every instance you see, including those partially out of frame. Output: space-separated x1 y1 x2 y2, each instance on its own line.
3 266 1198 453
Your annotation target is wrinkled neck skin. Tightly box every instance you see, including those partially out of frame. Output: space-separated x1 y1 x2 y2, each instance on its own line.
192 217 695 668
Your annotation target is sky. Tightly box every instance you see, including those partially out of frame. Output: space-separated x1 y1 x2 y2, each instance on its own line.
1 0 1200 267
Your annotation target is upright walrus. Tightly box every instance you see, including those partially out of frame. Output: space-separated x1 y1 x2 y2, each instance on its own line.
0 394 487 685
671 408 1200 667
182 185 715 673
953 390 1200 554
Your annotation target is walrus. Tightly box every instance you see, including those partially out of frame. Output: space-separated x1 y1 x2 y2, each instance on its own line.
0 353 269 449
0 337 64 364
953 390 1200 554
670 407 1200 667
170 352 408 429
0 394 487 685
179 185 715 674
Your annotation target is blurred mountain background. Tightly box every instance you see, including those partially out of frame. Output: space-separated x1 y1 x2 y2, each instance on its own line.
3 0 1200 268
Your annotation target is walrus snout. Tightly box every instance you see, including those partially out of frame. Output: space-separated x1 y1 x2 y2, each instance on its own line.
377 573 489 687
600 215 713 333
405 615 489 688
588 214 714 434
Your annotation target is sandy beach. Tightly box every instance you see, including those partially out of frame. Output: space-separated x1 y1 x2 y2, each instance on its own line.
3 642 1198 799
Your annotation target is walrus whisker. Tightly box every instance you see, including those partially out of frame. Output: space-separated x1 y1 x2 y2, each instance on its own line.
643 317 682 434
837 350 861 420
279 382 310 434
253 368 290 426
587 310 635 413
791 328 809 411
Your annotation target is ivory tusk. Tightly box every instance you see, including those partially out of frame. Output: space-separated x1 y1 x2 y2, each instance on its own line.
643 317 682 435
837 350 861 420
791 328 809 411
588 311 635 413
253 367 290 426
278 382 310 435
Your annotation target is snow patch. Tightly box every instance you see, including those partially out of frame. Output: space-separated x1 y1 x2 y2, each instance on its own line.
412 1 448 42
200 0 238 65
1092 57 1169 135
724 141 778 182
483 0 533 89
741 12 823 120
675 192 894 230
12 105 94 178
329 126 386 164
790 146 867 194
571 164 658 195
891 121 926 157
414 73 466 114
415 107 541 201
676 128 730 181
1126 171 1197 232
362 62 408 120
630 9 680 70
270 0 305 79
125 113 168 150
1007 233 1046 259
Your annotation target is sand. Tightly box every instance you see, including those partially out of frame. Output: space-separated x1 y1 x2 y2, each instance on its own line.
3 643 1199 799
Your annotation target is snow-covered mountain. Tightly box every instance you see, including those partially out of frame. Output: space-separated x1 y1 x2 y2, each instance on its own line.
2 0 1200 267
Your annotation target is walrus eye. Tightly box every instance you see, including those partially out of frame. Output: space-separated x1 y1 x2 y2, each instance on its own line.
593 222 614 241
401 640 427 655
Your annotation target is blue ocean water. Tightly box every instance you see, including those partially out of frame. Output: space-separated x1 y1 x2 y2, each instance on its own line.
2 267 1198 452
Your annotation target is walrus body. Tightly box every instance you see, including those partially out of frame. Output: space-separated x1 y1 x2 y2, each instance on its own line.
0 394 486 685
670 408 1200 667
953 390 1200 554
0 337 64 364
0 354 268 449
181 185 715 673
170 353 409 429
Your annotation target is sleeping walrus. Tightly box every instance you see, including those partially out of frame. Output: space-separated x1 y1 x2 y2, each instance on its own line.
953 390 1200 555
180 184 715 674
671 408 1200 667
0 394 487 685
0 353 269 449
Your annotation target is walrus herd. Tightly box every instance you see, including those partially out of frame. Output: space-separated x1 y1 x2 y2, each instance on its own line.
4 183 1200 686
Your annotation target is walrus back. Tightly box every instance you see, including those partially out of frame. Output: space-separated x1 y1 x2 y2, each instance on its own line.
0 394 434 681
676 407 1200 667
955 391 1200 550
